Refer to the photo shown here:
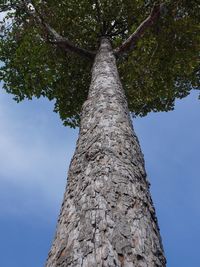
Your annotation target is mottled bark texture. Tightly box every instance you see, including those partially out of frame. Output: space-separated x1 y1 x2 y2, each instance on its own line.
46 38 166 267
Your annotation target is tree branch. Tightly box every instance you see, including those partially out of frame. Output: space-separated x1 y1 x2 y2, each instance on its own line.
114 4 164 57
22 0 95 59
0 3 16 12
94 0 101 24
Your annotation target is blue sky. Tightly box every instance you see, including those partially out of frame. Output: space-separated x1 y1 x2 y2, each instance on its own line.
0 84 199 267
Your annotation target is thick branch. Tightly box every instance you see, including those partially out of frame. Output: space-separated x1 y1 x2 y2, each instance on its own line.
114 4 164 57
22 0 95 59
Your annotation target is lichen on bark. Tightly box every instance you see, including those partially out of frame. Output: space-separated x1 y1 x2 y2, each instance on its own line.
46 38 166 267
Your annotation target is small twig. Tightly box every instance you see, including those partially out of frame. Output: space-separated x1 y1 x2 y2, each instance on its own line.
94 0 103 35
149 42 159 65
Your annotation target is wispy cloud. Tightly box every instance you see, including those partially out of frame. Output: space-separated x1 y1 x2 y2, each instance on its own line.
0 89 78 219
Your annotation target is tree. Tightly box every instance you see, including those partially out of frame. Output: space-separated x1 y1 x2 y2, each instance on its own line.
0 0 199 266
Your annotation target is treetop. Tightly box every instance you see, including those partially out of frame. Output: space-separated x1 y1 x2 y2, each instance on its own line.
0 0 199 127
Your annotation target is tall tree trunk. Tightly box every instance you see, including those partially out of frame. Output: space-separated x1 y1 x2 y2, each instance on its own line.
46 38 166 267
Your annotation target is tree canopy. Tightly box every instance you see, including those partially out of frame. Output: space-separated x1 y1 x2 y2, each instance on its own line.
0 0 199 127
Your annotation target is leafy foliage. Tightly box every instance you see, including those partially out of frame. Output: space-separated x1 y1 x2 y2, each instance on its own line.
0 0 199 126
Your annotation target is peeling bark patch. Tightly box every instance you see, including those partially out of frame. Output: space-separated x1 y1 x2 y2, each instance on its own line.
46 38 166 267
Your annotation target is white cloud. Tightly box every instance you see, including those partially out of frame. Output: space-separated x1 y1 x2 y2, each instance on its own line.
0 89 78 219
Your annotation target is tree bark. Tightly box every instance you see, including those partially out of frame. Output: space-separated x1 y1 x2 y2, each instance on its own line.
46 38 166 267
